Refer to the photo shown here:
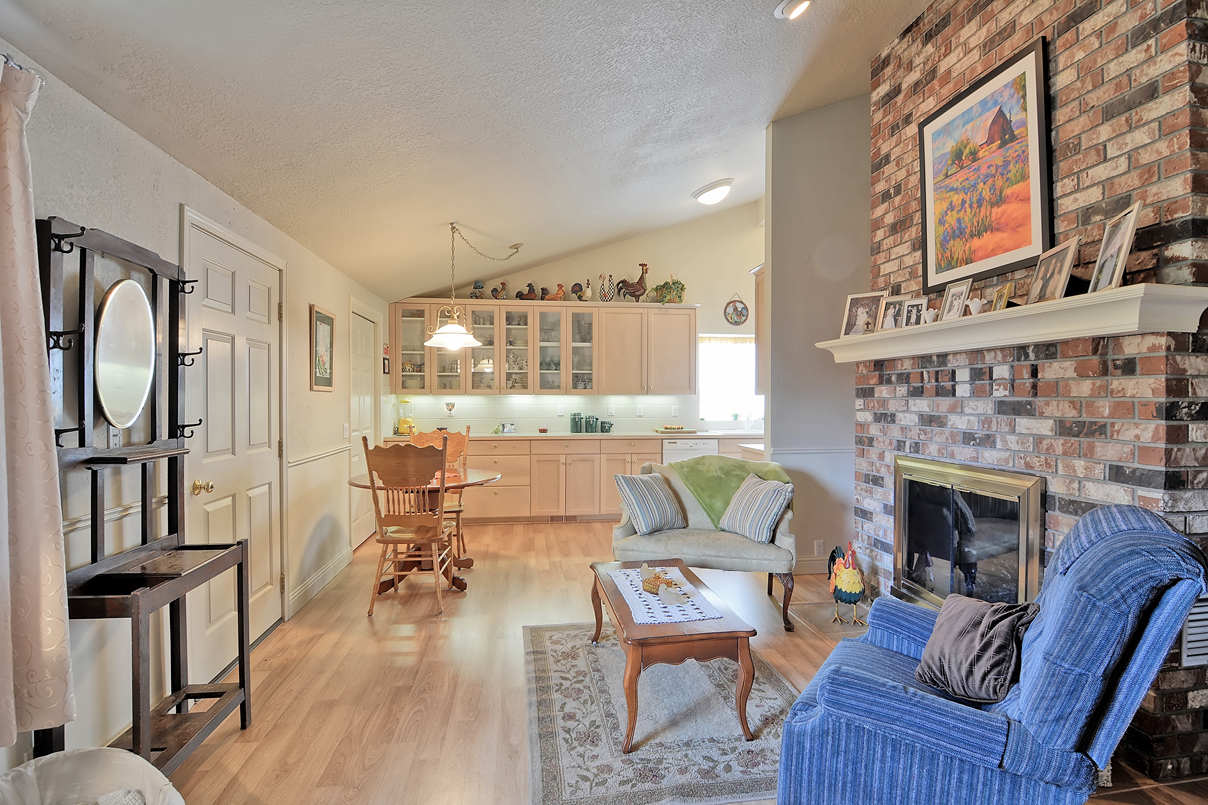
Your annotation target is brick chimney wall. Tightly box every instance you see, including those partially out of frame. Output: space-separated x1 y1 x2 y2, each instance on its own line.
861 0 1208 780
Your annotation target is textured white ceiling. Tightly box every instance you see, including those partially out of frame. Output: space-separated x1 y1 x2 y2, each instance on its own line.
0 0 928 299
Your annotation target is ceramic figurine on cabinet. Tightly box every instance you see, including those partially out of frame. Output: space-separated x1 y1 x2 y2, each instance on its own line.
599 274 615 302
539 286 551 300
617 263 650 302
491 280 508 299
570 282 583 300
469 280 485 299
547 283 566 301
516 283 539 300
575 279 592 301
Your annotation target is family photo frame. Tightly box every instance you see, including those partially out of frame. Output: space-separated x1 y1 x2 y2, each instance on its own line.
1026 237 1080 304
919 38 1052 294
1090 203 1140 293
840 291 887 337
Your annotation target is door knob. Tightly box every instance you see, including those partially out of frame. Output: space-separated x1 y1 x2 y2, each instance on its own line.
192 479 215 496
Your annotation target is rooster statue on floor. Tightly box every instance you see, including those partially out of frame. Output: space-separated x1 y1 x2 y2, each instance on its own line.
828 542 867 626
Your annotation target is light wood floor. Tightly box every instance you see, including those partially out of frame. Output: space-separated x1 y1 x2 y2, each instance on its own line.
169 521 1208 804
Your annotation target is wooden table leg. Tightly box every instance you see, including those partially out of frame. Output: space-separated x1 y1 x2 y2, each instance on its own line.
591 579 603 644
735 638 755 741
621 645 641 753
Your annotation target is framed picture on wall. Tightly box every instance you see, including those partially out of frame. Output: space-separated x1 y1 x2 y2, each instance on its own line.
310 304 335 392
918 37 1052 293
1089 203 1141 293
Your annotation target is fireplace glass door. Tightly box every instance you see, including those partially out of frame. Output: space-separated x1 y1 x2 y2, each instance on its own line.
904 480 1021 604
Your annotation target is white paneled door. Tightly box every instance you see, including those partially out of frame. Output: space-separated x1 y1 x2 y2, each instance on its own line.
349 312 377 546
185 214 283 685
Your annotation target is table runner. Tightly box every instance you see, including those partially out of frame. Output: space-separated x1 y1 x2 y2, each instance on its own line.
607 567 722 625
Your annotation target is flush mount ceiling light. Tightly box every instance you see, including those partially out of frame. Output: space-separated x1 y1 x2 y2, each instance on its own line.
425 223 521 351
692 179 733 205
774 0 811 19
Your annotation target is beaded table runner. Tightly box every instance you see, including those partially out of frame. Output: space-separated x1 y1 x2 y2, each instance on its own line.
607 567 722 625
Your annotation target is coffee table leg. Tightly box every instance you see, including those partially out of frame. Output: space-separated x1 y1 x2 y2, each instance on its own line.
590 579 603 644
622 647 641 753
736 638 755 741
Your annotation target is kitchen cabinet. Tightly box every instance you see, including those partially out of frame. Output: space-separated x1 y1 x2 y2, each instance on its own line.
466 304 499 394
390 303 432 394
500 305 535 393
530 440 601 516
646 307 696 394
600 439 663 516
463 447 531 518
599 308 647 393
430 306 467 393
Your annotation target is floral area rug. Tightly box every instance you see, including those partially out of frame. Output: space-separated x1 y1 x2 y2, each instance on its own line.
525 623 798 805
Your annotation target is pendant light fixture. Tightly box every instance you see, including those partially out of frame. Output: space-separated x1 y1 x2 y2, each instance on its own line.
425 223 522 351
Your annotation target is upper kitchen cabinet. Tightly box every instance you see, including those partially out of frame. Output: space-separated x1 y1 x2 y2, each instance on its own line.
599 307 647 394
646 307 696 395
391 302 431 395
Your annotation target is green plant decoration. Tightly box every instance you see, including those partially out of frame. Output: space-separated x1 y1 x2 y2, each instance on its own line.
650 276 686 304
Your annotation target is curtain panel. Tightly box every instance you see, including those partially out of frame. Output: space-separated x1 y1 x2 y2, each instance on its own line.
0 61 75 746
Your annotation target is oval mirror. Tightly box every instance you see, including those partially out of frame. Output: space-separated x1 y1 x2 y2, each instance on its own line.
95 279 155 430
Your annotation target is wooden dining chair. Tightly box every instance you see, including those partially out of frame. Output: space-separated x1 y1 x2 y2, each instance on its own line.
410 427 471 562
363 435 455 616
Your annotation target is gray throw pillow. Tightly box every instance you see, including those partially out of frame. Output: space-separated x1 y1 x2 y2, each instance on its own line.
915 594 1040 704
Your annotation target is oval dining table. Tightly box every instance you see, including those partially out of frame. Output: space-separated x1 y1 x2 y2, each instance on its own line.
348 469 502 592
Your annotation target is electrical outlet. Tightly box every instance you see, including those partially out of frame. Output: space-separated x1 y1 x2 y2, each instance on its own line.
343 423 350 439
557 405 564 416
672 405 679 417
814 539 825 556
635 405 643 417
107 425 121 449
607 404 615 416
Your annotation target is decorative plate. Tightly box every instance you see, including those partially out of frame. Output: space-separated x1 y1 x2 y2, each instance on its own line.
724 298 749 326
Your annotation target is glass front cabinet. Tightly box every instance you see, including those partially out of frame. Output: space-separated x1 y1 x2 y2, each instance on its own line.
466 305 498 394
393 303 431 394
567 308 595 394
431 306 466 393
500 305 534 394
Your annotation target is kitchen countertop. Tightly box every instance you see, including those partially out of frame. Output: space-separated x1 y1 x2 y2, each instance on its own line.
385 430 763 441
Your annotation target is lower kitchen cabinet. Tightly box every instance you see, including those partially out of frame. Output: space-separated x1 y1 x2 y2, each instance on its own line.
463 453 531 519
530 443 601 516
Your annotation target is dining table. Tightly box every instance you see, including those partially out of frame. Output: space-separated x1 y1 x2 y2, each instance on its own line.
348 468 502 591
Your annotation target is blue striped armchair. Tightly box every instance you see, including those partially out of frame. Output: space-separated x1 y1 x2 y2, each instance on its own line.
778 505 1207 805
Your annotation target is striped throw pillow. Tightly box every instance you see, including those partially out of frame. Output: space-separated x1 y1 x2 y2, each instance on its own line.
615 474 686 535
719 474 794 544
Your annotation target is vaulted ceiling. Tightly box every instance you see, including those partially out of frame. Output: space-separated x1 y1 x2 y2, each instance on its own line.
0 0 928 299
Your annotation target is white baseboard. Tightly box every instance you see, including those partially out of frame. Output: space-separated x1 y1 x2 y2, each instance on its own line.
286 546 353 619
795 554 828 575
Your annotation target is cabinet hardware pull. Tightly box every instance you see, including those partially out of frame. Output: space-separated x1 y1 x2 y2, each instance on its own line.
493 459 498 464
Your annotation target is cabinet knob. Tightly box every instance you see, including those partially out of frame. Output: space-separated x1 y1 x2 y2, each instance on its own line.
492 444 498 448
493 459 498 464
493 490 498 496
629 441 634 446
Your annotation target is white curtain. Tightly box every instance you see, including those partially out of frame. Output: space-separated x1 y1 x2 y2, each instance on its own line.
0 61 75 746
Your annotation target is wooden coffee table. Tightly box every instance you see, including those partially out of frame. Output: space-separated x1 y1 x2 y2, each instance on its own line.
589 559 757 753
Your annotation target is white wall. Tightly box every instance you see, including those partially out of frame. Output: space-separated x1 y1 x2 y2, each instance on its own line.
765 95 871 574
2 38 387 766
461 201 764 335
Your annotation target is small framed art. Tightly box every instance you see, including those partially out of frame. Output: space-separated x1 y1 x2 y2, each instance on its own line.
939 278 972 321
840 291 887 337
310 304 335 392
991 282 1014 311
876 294 913 331
903 298 927 327
1090 204 1140 293
382 357 391 375
1026 237 1080 304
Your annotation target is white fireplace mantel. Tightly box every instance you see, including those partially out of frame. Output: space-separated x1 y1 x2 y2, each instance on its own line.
816 284 1208 364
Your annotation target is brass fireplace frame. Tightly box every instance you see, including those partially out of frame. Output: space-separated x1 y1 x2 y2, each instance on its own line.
892 455 1045 609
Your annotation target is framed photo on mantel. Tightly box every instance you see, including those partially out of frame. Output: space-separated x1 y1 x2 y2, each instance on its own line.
918 37 1052 294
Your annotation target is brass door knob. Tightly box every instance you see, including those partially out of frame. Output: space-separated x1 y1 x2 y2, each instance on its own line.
192 479 215 496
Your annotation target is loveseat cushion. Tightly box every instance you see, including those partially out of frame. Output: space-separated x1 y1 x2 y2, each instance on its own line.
719 473 794 544
613 473 686 535
613 527 795 573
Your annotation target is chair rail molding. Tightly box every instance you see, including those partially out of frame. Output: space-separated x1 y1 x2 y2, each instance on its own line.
816 284 1208 364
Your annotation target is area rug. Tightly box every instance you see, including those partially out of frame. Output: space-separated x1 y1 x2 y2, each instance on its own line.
525 623 798 805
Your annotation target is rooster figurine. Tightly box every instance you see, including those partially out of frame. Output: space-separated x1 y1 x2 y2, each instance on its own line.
490 280 508 299
828 542 867 626
547 283 566 301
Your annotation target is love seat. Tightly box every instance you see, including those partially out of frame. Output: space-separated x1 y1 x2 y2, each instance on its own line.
612 461 797 630
777 504 1207 805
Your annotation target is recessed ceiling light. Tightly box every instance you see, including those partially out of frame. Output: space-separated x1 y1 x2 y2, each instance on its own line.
692 179 733 205
774 0 810 20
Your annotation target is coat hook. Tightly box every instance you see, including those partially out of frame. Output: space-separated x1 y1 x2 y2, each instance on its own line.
178 348 203 367
50 226 86 254
176 420 202 439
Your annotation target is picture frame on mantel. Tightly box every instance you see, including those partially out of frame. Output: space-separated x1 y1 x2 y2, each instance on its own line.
918 37 1052 294
310 304 335 392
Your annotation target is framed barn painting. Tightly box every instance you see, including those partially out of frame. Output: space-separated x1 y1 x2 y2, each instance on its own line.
310 304 334 392
919 37 1051 293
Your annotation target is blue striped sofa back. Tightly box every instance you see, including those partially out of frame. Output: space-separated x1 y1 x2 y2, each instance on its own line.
988 505 1207 761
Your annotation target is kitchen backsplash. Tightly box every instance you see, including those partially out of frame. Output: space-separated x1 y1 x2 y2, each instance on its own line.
390 394 705 436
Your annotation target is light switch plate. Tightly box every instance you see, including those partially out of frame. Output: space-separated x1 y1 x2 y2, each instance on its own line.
107 426 121 449
672 405 679 417
343 423 350 439
607 404 615 416
557 405 564 416
635 405 643 417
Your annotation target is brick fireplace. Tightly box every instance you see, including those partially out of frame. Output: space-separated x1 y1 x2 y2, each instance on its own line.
856 0 1208 780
